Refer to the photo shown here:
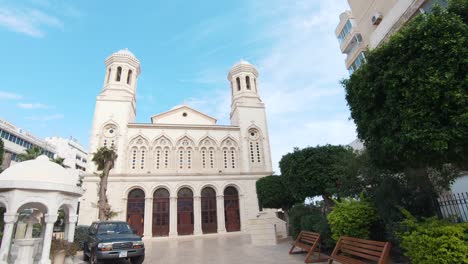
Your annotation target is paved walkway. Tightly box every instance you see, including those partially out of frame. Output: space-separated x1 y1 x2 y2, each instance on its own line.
73 232 330 264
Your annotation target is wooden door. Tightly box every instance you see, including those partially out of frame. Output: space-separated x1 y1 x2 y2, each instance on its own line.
153 188 170 237
127 189 145 236
177 188 194 235
201 187 217 234
224 187 240 232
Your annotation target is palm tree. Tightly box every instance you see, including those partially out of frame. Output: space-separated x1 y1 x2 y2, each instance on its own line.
51 157 70 168
17 146 43 161
92 146 118 221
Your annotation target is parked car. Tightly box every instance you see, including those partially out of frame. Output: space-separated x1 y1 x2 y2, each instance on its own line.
83 221 145 264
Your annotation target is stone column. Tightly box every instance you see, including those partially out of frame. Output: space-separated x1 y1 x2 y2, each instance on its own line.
143 197 153 237
169 197 177 237
38 214 58 264
122 198 128 221
66 215 78 242
0 213 18 264
193 196 202 235
239 194 246 231
216 195 226 233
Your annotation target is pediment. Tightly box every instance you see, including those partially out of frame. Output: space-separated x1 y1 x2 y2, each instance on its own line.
151 105 217 125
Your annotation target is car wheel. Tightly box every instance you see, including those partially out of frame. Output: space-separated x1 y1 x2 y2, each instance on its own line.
130 255 145 264
83 244 89 261
90 249 99 264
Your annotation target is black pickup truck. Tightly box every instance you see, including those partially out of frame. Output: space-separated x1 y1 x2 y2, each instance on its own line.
83 221 145 264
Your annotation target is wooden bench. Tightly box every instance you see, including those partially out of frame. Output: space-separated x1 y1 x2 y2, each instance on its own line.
289 231 328 263
328 236 391 264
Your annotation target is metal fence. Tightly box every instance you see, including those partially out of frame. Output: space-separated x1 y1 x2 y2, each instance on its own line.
434 192 468 223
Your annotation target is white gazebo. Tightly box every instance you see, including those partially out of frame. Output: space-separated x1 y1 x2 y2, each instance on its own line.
0 155 83 264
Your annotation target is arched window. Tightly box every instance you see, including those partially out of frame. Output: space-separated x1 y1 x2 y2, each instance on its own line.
128 137 149 171
154 136 172 170
236 77 241 91
248 128 263 165
127 70 133 85
220 137 238 170
106 68 111 83
176 137 194 170
116 66 122 82
201 148 207 169
246 76 251 90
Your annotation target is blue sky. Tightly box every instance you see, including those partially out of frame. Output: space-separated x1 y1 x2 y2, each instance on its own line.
0 0 354 173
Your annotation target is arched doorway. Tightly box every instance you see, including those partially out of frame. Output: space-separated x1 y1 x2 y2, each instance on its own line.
224 186 240 232
201 187 217 234
127 189 145 236
177 187 194 235
152 188 170 237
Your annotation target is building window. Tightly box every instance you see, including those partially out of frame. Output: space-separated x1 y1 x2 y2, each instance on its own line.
246 76 251 90
131 148 137 169
248 128 263 165
178 149 184 169
140 149 146 170
223 149 228 169
337 19 353 44
348 52 366 74
155 148 161 169
209 148 215 169
201 149 207 169
127 70 133 85
164 148 169 169
236 77 241 91
230 148 236 169
116 66 122 82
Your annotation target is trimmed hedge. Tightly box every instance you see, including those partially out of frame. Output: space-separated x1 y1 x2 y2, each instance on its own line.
73 225 89 249
399 215 468 264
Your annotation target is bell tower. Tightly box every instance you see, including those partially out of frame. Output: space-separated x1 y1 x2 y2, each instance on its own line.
87 49 141 173
228 60 273 173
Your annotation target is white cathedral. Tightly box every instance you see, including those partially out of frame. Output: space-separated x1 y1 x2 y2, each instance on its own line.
78 49 273 238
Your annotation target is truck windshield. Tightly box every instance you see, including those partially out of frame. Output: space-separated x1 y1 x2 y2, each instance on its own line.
97 223 133 234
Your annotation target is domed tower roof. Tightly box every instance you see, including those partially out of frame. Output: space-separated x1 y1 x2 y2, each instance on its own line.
228 59 258 80
105 48 141 73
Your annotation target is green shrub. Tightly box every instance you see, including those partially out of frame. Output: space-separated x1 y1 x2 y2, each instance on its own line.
300 212 334 249
399 213 468 264
73 225 89 249
327 197 377 241
288 204 311 239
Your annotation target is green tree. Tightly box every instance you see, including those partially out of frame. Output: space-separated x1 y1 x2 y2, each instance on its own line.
449 0 468 23
256 175 300 211
343 6 468 185
51 157 70 168
280 145 362 209
17 146 43 161
92 146 118 221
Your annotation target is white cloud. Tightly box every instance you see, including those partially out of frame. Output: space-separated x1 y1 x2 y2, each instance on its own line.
164 0 356 173
26 114 64 121
17 103 50 109
0 6 64 37
0 91 21 100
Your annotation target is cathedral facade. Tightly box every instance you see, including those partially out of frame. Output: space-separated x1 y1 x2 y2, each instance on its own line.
78 49 273 238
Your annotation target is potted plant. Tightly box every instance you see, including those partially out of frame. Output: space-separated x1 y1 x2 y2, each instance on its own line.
50 239 78 264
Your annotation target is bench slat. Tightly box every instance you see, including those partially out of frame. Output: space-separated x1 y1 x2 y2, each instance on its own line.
340 248 381 262
333 255 368 264
341 244 385 257
341 240 385 252
341 236 387 247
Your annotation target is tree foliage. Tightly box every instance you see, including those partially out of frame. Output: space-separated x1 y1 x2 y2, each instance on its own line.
327 196 378 241
256 175 300 211
17 146 43 161
92 146 118 221
343 6 468 172
280 145 362 208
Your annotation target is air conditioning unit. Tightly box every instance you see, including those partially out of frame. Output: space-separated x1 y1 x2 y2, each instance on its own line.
371 13 383 25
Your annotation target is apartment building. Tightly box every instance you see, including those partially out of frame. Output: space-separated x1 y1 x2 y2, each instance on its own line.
0 118 56 169
336 0 447 74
